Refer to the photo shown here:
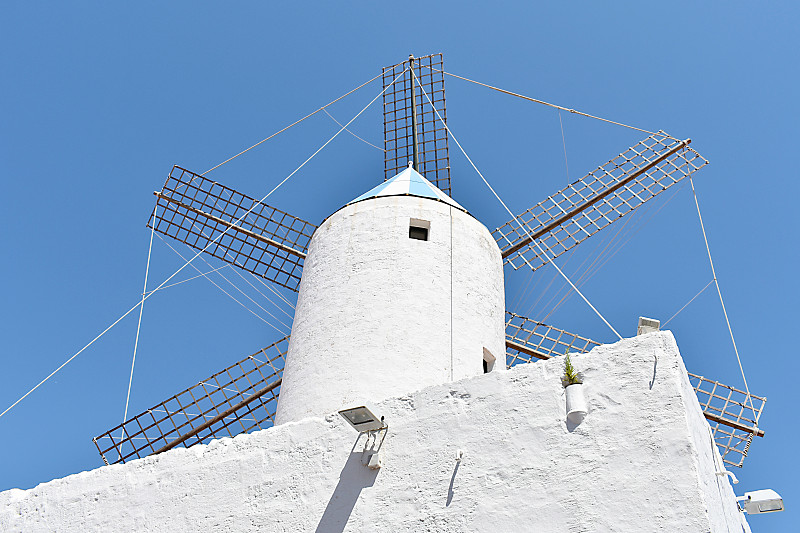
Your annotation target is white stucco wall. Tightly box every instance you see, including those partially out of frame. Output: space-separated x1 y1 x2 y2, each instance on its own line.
678 349 749 531
0 332 748 532
276 195 506 424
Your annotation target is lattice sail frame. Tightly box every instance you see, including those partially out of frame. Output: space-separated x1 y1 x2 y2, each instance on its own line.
93 337 288 465
149 166 316 292
504 312 764 467
505 312 600 365
382 53 451 195
494 131 709 272
688 373 766 468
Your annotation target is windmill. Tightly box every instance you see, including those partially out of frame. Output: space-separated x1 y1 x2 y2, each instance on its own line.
94 53 766 471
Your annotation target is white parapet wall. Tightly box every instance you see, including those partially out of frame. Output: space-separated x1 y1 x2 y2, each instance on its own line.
1 332 748 532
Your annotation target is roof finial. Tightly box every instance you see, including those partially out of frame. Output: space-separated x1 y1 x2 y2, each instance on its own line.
408 160 413 168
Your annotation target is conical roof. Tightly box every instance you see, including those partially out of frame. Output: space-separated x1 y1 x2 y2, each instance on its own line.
347 165 466 212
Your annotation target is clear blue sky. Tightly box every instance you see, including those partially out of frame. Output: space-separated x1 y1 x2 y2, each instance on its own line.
1 2 797 529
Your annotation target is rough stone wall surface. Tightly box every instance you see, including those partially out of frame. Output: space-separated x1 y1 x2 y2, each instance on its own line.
676 352 748 530
0 332 746 532
276 196 505 424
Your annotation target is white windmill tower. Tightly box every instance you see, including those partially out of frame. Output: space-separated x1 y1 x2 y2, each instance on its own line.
276 164 505 424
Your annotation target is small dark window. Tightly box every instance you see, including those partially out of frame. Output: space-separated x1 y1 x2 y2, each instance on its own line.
482 347 496 373
409 226 429 241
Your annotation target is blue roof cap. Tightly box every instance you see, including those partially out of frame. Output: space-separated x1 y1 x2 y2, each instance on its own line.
347 165 466 212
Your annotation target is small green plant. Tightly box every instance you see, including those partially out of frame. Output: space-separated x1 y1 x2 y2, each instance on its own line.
562 350 582 387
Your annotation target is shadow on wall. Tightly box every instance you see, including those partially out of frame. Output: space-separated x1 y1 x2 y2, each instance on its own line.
446 460 460 506
315 439 380 533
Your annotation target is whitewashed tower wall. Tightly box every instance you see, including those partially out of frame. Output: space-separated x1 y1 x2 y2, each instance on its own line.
275 195 505 424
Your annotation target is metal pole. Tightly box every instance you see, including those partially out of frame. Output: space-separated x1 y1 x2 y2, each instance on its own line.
409 54 420 171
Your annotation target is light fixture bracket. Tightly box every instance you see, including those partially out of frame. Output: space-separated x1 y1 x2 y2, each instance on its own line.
338 405 386 433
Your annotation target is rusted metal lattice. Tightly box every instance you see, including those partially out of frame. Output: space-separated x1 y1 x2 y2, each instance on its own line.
382 53 451 195
504 313 765 467
148 166 316 292
688 372 766 468
493 131 709 272
93 337 288 465
505 312 600 366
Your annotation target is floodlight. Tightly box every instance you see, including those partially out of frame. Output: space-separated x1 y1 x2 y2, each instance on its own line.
737 489 784 514
338 406 386 433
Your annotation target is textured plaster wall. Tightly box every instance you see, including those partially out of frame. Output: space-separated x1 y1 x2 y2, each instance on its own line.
1 332 747 532
678 351 747 531
276 196 505 424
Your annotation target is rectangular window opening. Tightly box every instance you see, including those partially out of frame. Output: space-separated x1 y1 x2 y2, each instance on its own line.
409 218 430 241
483 347 496 373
